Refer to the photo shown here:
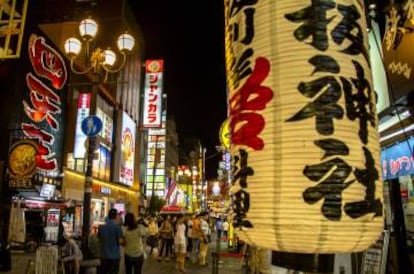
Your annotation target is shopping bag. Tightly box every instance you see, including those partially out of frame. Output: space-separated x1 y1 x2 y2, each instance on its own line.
152 247 159 258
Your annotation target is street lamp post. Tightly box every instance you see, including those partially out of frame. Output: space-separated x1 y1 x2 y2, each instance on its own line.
201 147 207 210
63 18 134 249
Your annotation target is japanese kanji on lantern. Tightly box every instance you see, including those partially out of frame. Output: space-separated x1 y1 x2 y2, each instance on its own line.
225 0 384 253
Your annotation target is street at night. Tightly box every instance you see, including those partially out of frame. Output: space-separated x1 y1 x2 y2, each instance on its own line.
1 0 414 273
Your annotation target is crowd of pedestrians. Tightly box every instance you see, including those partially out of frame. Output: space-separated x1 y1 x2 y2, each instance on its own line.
58 208 230 274
152 211 214 272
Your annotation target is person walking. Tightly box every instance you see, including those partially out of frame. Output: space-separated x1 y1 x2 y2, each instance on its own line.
88 225 100 259
174 215 187 273
199 212 211 267
98 208 124 274
123 212 148 274
190 214 202 264
222 219 229 241
170 215 178 258
158 215 174 261
147 216 159 256
185 215 193 259
216 218 223 240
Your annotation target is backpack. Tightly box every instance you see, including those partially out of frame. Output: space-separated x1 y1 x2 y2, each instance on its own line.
191 218 201 238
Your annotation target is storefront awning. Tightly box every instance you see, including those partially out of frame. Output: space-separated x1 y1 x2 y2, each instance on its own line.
160 205 187 215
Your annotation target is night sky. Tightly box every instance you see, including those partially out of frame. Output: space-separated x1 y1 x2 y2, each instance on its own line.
130 1 228 179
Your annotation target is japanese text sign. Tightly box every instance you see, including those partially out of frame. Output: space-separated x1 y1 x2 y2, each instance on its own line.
142 60 163 128
21 34 67 174
225 0 383 253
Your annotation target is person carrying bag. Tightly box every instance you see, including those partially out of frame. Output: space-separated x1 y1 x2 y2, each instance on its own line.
146 217 159 256
158 216 173 261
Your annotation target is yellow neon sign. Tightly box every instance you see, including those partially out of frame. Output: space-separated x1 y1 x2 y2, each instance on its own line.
219 119 230 149
64 169 138 194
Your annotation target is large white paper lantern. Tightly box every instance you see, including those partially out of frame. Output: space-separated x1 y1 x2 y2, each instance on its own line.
225 0 384 253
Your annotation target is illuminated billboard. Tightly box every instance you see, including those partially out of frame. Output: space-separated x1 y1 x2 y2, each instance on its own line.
142 60 163 128
73 99 113 159
20 34 67 175
96 107 113 144
145 111 166 197
118 112 136 186
73 93 91 158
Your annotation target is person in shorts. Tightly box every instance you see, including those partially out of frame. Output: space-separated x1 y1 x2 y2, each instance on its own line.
174 215 187 273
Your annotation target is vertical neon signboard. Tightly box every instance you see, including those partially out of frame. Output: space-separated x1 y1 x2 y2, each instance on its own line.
73 93 91 158
142 60 163 128
119 111 136 186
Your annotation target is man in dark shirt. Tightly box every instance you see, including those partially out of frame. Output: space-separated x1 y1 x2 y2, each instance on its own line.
98 208 124 274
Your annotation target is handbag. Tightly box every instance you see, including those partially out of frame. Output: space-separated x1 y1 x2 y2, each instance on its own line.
203 233 211 244
160 223 173 239
146 235 158 247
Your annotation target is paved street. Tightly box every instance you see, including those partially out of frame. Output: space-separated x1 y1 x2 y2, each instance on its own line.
142 248 244 274
8 234 246 274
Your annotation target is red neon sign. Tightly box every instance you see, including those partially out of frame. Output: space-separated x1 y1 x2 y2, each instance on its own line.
22 34 67 171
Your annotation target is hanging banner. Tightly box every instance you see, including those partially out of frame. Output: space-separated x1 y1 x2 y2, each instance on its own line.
225 0 383 253
8 200 26 243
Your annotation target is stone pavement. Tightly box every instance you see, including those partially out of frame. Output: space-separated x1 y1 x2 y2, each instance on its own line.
145 232 246 274
142 248 244 274
7 234 246 274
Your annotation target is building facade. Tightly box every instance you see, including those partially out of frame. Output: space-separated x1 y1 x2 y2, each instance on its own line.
0 0 146 244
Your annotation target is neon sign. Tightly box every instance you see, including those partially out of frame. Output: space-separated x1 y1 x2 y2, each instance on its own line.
22 34 67 172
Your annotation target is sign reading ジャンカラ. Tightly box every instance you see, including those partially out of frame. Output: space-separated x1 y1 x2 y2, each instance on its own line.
142 60 163 128
224 0 383 253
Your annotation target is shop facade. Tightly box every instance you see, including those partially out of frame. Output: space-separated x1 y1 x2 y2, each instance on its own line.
1 20 69 248
381 138 414 249
62 169 139 231
377 1 414 272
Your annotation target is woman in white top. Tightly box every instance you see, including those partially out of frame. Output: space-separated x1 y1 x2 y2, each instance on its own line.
174 215 187 273
222 219 229 240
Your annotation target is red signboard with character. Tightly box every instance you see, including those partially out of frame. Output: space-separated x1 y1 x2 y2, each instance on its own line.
16 33 67 180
